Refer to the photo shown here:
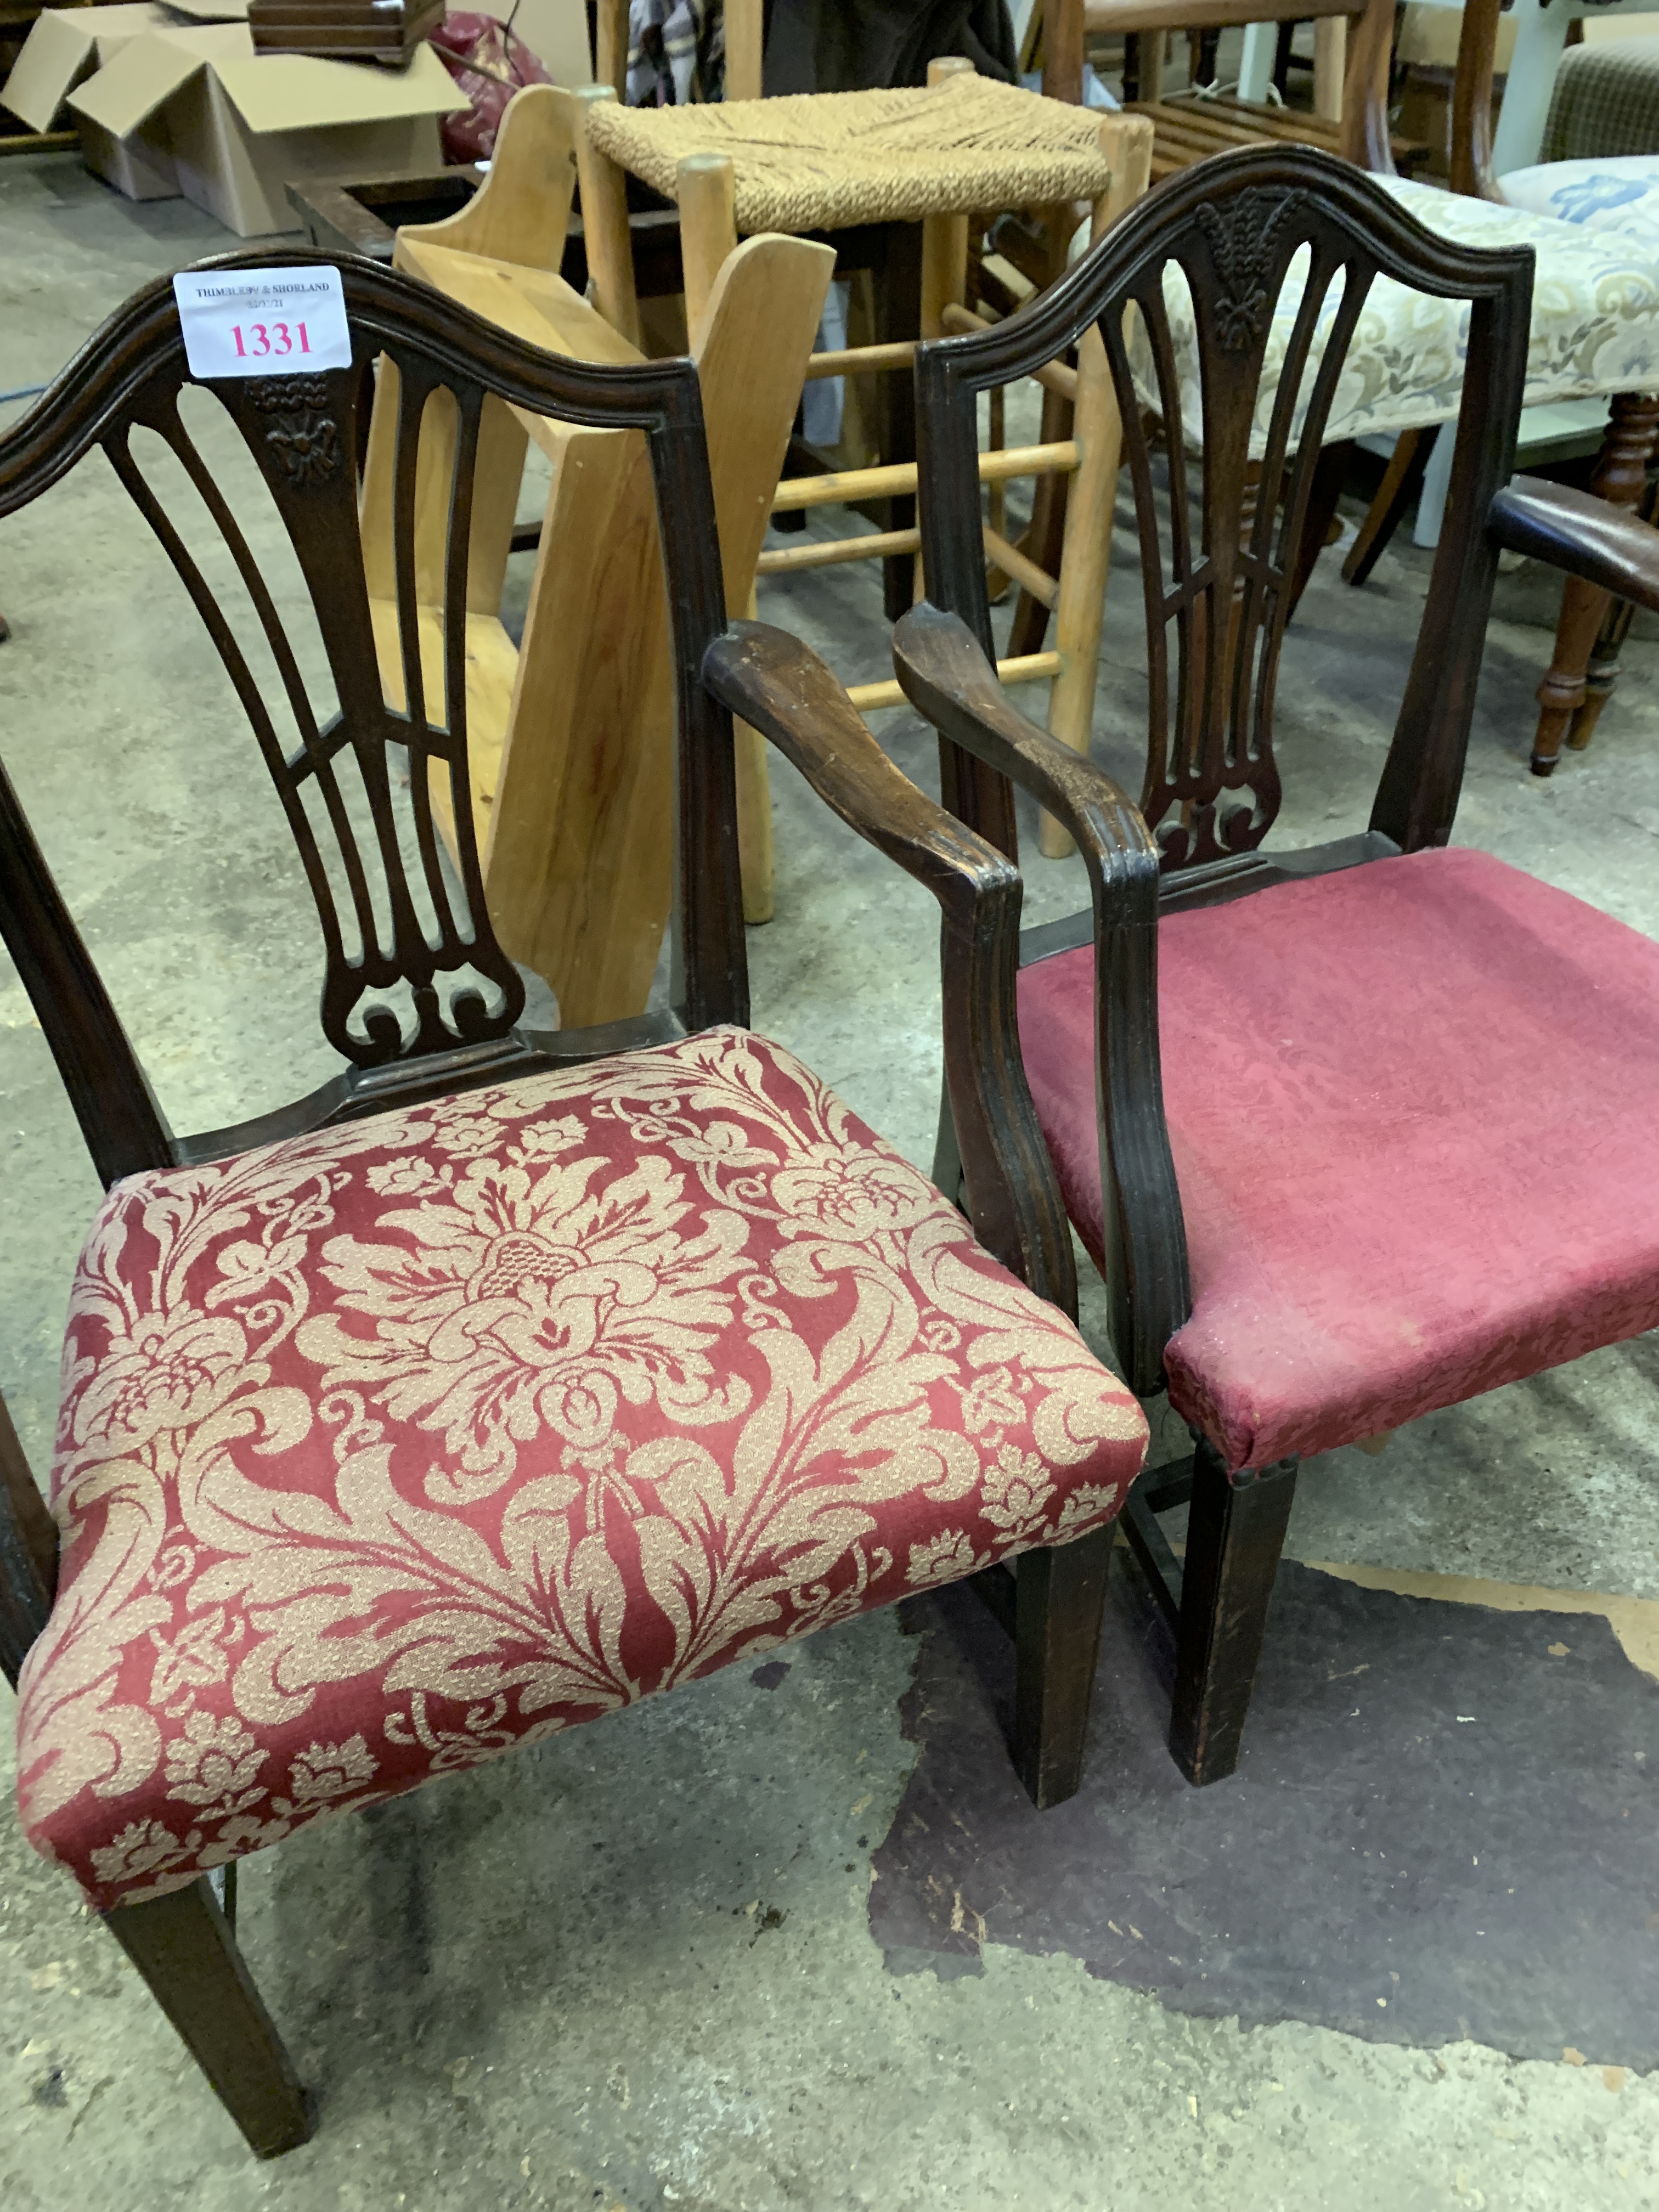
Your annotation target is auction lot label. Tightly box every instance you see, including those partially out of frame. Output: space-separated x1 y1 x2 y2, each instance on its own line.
172 266 352 380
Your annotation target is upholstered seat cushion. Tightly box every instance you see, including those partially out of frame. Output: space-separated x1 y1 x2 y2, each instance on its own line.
586 74 1115 232
1500 154 1659 251
1148 176 1659 456
16 1028 1146 1911
1016 848 1659 1473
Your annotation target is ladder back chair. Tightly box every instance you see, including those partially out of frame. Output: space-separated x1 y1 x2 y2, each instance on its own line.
0 254 1149 2154
1037 0 1402 178
879 145 1659 1785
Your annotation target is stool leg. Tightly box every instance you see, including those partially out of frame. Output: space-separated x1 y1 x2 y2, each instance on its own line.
725 0 764 100
1040 118 1153 860
595 0 628 98
1532 391 1659 774
570 87 641 349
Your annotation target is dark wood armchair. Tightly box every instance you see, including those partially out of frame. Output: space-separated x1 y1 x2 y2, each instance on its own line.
0 255 1149 2154
855 143 1659 1787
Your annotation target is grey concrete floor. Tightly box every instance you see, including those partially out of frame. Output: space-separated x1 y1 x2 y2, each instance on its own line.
4 152 1659 2210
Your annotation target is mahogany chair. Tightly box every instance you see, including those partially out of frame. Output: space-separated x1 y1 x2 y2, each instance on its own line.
861 143 1659 1786
0 254 1149 2155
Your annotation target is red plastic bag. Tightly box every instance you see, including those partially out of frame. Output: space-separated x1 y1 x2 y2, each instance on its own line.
430 11 553 164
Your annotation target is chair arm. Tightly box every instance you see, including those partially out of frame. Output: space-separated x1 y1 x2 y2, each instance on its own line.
892 603 1189 1398
702 620 1077 1312
1488 477 1659 612
0 1389 56 1688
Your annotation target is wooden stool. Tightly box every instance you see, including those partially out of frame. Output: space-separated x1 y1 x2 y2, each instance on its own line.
575 69 1152 857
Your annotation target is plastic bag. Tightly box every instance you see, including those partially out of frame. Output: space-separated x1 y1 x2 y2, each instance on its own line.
430 11 553 164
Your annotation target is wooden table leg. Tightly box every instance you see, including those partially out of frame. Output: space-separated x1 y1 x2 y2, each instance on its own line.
1532 390 1659 775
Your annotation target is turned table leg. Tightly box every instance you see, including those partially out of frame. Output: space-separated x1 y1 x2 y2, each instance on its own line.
1532 390 1659 775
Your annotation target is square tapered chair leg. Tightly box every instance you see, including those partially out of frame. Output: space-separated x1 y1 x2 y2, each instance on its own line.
104 1877 311 2159
1012 1524 1114 1808
1168 1444 1298 1787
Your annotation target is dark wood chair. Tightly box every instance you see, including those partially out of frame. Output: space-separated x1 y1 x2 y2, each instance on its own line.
0 253 1149 2155
841 142 1659 1787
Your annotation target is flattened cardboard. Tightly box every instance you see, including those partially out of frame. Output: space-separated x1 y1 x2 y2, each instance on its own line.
213 44 465 131
67 25 467 235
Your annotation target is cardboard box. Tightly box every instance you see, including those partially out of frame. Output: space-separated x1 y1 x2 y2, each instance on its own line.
2 4 182 199
76 25 468 235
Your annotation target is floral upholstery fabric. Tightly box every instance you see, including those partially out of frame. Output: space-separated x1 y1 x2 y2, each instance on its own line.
1014 848 1659 1472
1146 176 1659 458
16 1028 1147 1911
1500 154 1659 251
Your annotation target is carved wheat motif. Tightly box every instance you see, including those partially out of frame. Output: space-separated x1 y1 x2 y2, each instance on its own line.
1196 190 1306 352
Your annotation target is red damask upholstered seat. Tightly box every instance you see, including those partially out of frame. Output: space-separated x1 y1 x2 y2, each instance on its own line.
18 1027 1147 1911
1017 847 1659 1474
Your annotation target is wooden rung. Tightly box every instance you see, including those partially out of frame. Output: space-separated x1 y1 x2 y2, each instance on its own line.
805 340 917 380
981 528 1058 610
846 650 1061 714
940 302 1077 402
770 441 1077 515
755 527 921 575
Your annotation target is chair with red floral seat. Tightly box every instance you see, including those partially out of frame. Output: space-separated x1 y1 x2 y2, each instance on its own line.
874 142 1659 1790
0 254 1148 2158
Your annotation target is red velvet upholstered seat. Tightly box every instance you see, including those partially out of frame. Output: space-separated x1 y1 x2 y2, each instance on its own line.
1016 847 1659 1473
16 1026 1147 1911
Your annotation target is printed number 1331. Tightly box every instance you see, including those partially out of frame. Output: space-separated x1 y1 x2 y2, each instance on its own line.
232 321 312 360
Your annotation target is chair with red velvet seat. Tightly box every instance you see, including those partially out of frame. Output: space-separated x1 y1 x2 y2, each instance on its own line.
0 255 1149 2157
872 141 1659 1787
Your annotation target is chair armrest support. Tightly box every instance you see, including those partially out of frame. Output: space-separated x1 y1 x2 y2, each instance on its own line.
0 1389 56 1688
703 620 1078 1314
1488 477 1659 612
893 603 1189 1396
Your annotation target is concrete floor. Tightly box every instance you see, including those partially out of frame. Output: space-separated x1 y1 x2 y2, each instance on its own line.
4 151 1659 2210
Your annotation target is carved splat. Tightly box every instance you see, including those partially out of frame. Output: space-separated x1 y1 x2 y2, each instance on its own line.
912 151 1532 896
106 351 526 1068
0 253 736 1187
1097 188 1378 871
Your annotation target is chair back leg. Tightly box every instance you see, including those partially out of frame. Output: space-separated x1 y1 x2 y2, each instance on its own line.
105 1876 311 2159
1168 1442 1299 1786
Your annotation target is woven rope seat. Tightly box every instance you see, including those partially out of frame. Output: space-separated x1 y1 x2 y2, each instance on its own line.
586 74 1116 233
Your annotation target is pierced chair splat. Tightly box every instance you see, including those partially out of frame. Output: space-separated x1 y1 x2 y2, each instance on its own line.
0 254 1149 2157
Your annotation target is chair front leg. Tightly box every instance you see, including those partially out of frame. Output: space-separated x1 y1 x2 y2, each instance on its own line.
1168 1441 1297 1787
105 1875 311 2159
1011 1523 1114 1809
1532 390 1659 775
